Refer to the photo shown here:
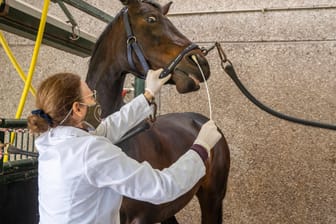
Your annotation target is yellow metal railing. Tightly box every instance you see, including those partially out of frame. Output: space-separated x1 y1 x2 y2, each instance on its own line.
15 0 50 119
0 32 36 96
0 0 51 162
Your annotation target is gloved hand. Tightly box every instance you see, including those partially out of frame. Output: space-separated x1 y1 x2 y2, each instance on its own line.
193 120 222 155
145 69 171 96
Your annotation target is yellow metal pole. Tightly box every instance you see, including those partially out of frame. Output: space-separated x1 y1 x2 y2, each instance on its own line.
15 0 50 119
0 31 36 96
3 0 50 163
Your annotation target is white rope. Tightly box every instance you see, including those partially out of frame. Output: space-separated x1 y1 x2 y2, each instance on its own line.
191 55 213 120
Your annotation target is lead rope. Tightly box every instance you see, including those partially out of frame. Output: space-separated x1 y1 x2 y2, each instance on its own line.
149 101 158 122
191 55 213 120
204 42 336 131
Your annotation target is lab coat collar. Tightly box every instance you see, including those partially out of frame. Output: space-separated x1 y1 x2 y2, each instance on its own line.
49 126 90 138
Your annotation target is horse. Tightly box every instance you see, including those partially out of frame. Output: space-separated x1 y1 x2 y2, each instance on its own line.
85 0 230 223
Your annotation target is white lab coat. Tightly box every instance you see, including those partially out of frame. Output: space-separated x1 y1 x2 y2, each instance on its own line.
37 94 206 224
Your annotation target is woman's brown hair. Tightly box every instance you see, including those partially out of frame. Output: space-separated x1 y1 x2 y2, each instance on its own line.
27 72 81 133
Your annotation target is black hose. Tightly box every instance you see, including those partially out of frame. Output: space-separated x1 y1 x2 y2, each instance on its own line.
224 63 336 131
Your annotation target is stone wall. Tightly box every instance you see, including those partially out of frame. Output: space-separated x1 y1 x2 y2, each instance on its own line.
1 1 335 223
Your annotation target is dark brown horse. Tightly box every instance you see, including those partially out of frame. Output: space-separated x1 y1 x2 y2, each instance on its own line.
86 0 230 223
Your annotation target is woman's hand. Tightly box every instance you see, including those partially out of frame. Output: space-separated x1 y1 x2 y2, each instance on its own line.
145 69 171 97
193 120 222 156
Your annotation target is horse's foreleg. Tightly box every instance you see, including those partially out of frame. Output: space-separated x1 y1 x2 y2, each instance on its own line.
196 188 225 224
196 159 229 224
127 216 178 224
196 135 230 224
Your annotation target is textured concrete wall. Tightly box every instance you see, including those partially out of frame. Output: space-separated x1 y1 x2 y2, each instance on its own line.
1 1 335 224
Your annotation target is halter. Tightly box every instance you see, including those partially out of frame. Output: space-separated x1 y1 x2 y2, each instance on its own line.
122 8 199 79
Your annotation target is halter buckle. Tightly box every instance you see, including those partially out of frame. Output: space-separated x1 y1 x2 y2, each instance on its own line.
127 36 137 45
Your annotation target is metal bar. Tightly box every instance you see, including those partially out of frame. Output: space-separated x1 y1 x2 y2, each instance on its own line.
14 0 50 122
56 0 78 27
195 39 336 46
0 151 3 174
0 118 27 162
0 158 38 184
13 132 18 160
0 118 27 128
0 0 96 57
26 131 30 155
134 78 145 97
0 168 37 184
0 124 4 173
7 146 38 158
168 5 336 17
52 0 113 23
0 31 37 96
20 132 23 159
32 135 36 153
0 118 38 184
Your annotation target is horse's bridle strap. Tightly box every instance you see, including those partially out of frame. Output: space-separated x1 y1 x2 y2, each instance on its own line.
123 8 149 79
159 43 199 78
123 8 199 80
127 41 149 78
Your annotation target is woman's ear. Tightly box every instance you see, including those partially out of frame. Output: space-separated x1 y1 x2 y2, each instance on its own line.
71 102 84 121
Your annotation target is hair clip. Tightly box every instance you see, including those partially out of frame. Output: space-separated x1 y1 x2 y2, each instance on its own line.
32 109 53 125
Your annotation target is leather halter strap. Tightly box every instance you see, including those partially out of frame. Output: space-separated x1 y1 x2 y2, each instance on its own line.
123 8 149 79
159 43 198 78
122 8 199 79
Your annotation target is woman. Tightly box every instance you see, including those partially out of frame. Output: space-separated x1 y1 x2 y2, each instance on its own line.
28 69 221 224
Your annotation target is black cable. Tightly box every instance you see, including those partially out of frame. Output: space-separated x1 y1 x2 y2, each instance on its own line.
224 63 336 131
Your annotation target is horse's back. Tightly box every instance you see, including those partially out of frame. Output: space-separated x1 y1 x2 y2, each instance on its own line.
118 112 209 168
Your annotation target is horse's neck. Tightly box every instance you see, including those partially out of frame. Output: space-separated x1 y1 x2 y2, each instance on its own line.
86 50 128 117
87 16 130 117
97 72 126 117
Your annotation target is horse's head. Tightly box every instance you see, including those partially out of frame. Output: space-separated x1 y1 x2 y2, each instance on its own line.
120 0 210 93
87 0 211 115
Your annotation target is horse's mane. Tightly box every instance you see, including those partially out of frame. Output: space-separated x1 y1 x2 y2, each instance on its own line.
141 0 161 10
89 10 124 67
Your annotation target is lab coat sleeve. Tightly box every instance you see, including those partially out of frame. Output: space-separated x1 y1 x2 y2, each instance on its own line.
93 94 152 143
83 136 206 205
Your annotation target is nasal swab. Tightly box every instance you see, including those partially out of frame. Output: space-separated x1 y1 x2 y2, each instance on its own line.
191 55 213 120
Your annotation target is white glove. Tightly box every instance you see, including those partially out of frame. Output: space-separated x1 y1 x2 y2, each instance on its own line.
193 120 222 155
145 69 171 96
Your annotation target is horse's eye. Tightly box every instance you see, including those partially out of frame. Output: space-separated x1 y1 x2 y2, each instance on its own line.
146 16 157 23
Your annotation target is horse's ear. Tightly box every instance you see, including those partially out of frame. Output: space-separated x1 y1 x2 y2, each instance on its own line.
162 1 173 15
120 0 128 5
120 0 141 6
